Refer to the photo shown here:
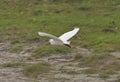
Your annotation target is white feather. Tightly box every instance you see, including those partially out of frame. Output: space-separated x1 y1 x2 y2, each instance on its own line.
38 32 63 45
59 28 79 42
38 27 79 46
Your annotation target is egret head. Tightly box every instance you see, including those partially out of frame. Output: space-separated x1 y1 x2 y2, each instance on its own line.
49 39 54 44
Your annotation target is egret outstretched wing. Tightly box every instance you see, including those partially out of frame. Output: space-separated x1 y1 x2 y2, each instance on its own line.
59 28 79 41
38 27 79 46
38 32 62 42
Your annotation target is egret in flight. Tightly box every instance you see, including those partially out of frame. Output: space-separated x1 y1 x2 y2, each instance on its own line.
38 27 79 48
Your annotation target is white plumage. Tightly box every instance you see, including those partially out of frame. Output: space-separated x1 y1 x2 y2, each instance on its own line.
38 27 79 47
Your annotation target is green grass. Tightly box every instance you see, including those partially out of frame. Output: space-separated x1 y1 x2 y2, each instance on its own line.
9 44 23 53
114 79 120 82
1 62 25 68
0 0 120 52
99 73 110 79
0 0 119 74
32 44 71 58
60 69 79 75
78 54 120 74
0 0 120 79
74 53 84 60
23 62 51 78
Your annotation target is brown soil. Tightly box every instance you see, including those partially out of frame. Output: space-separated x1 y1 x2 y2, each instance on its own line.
0 43 119 82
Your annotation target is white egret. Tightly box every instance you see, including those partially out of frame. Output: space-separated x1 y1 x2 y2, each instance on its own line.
38 27 79 47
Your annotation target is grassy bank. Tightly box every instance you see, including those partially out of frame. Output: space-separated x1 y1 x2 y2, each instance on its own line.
0 0 120 52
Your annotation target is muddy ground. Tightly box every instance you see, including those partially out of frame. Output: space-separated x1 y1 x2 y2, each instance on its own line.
0 43 119 82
